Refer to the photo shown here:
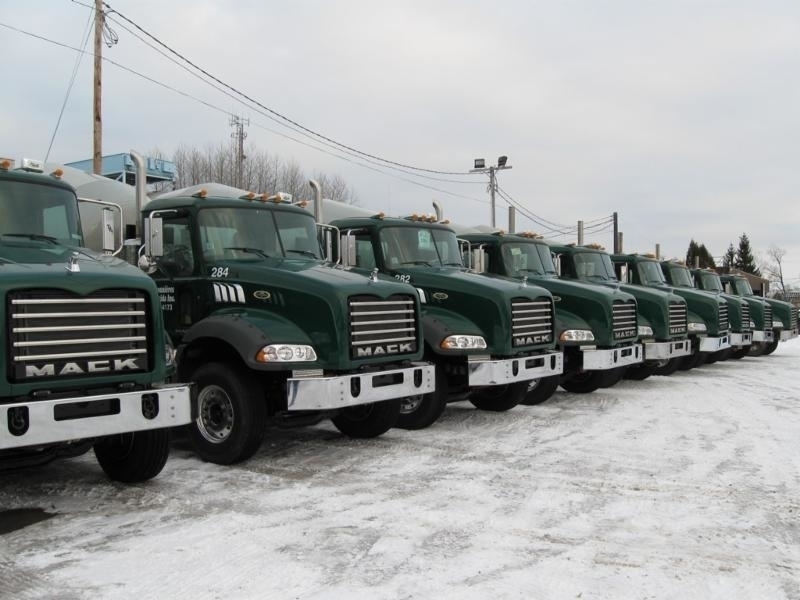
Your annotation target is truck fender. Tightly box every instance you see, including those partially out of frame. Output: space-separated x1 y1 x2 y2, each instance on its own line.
421 306 483 355
178 312 313 370
553 307 591 337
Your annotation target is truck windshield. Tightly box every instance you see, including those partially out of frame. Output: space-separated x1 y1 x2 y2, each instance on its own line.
0 180 83 246
379 226 462 268
697 272 723 292
638 261 667 285
668 266 694 288
574 252 616 281
198 207 321 260
501 242 557 276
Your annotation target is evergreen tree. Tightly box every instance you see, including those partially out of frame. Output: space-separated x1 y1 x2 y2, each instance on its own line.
698 244 716 268
685 239 700 266
734 233 760 275
722 243 736 268
685 239 716 268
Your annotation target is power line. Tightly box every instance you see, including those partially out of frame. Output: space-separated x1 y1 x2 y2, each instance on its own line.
1 19 492 207
45 7 94 161
101 2 477 177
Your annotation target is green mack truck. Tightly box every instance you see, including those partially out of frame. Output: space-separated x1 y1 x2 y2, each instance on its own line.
611 253 730 372
719 274 798 356
322 207 562 428
550 243 690 380
456 231 643 397
0 158 192 482
136 185 435 464
660 261 751 363
692 268 765 360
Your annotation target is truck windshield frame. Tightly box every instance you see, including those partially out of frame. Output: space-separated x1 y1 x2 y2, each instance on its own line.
734 278 754 296
379 226 463 268
638 260 667 285
698 272 723 292
0 180 83 247
197 207 321 261
668 266 695 288
502 242 558 277
574 251 616 281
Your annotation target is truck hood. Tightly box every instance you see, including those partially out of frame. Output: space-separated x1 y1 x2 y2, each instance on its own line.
0 245 156 292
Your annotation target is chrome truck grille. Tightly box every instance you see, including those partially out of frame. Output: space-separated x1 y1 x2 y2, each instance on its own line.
764 305 773 329
669 301 687 335
718 302 729 332
792 307 798 330
511 297 554 347
8 289 150 381
349 295 419 359
741 304 751 331
612 300 637 340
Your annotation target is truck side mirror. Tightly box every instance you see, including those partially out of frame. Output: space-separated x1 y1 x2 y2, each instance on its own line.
102 208 115 254
316 223 340 264
340 233 357 267
471 249 487 274
144 216 164 258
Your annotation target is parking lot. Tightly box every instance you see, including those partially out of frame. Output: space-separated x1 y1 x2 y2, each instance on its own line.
2 341 799 600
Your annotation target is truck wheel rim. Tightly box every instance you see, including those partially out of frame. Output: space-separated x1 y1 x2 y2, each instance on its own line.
196 385 234 444
399 395 423 414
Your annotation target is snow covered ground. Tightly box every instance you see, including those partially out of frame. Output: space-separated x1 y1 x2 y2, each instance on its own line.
2 341 799 600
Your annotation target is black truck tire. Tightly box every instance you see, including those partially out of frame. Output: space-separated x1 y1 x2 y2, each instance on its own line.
748 342 768 357
624 363 660 381
653 357 682 376
469 381 527 411
519 375 560 406
730 347 750 360
762 340 780 355
94 428 170 483
678 351 706 371
560 369 619 394
396 368 448 430
188 362 267 465
332 400 401 438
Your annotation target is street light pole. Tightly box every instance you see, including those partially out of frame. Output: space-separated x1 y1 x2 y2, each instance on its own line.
470 156 512 228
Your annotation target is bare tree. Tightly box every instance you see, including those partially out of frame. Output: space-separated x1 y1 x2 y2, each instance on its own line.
764 245 788 298
169 140 361 204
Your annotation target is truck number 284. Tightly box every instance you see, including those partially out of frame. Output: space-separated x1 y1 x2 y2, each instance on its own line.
210 267 229 278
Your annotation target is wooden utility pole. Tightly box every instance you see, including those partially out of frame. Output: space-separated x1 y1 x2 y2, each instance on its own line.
230 116 249 188
93 0 103 175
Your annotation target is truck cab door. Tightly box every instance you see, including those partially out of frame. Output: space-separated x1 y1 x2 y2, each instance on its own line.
153 218 199 341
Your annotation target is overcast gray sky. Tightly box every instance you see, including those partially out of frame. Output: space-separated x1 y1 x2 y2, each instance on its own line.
2 1 799 283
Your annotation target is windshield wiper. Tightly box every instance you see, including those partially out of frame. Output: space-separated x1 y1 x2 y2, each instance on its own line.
442 261 463 267
2 233 59 244
224 246 271 259
285 249 319 258
402 260 432 266
518 267 544 276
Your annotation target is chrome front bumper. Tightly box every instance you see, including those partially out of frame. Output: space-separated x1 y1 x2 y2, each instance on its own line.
730 332 753 347
286 362 435 410
468 351 563 386
753 330 774 343
0 384 193 450
779 329 797 341
581 344 643 371
698 334 731 353
643 339 692 361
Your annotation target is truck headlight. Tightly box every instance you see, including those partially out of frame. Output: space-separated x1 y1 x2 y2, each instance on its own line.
773 319 784 328
440 335 487 350
559 329 595 342
687 322 707 333
257 344 318 362
749 321 756 328
638 326 653 337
